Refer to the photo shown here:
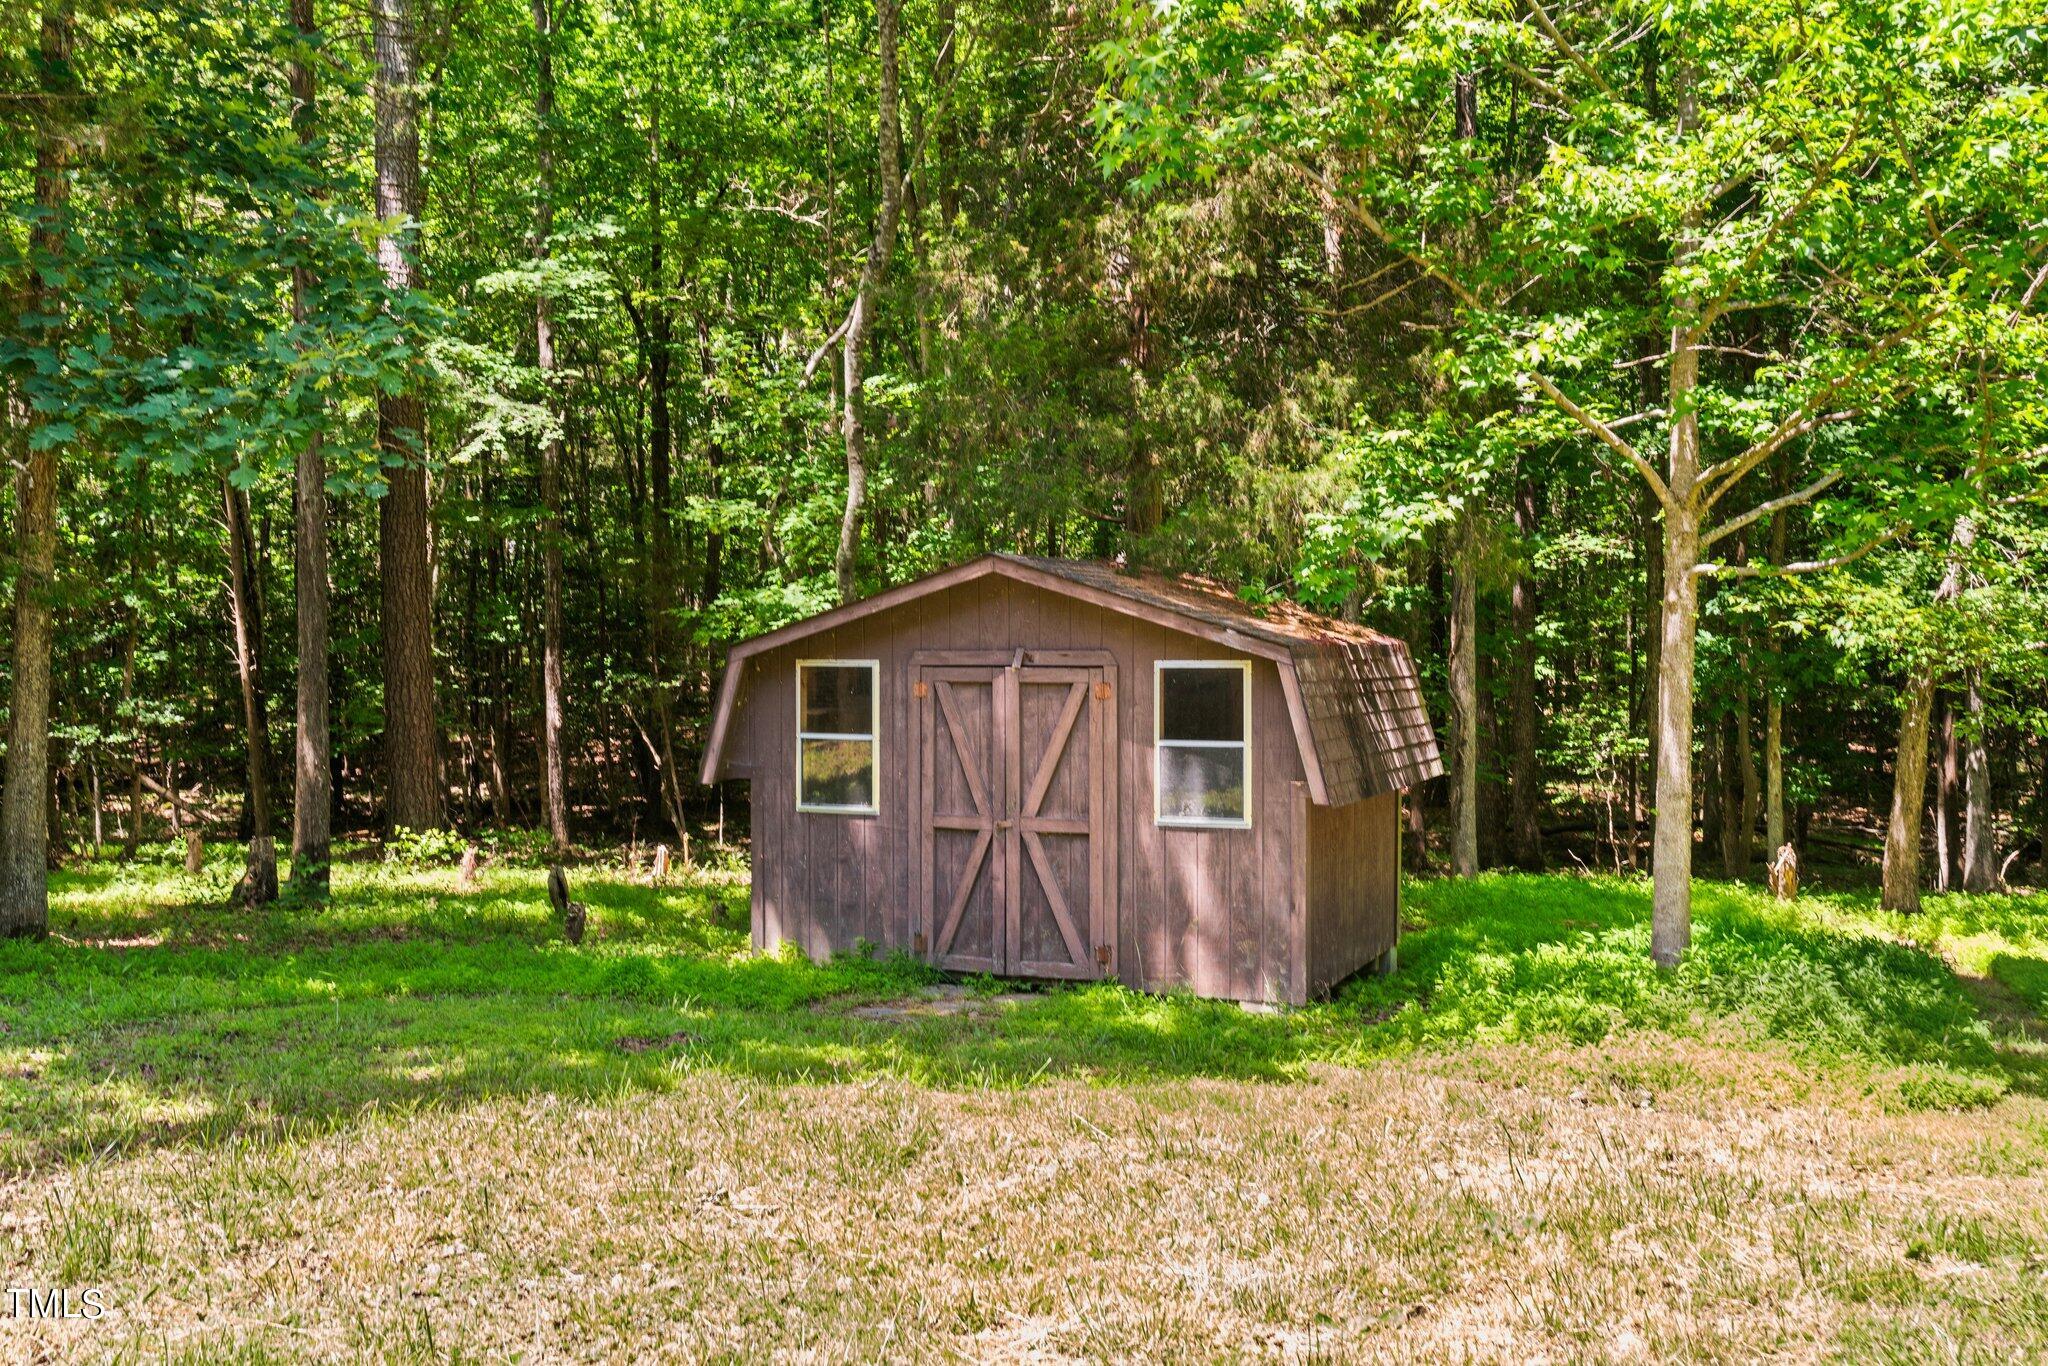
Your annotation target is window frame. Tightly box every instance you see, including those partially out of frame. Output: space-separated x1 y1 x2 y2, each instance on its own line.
1153 659 1253 829
795 658 881 815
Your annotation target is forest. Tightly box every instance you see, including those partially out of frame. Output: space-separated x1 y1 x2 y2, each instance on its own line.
0 0 2043 942
5 2 2048 1356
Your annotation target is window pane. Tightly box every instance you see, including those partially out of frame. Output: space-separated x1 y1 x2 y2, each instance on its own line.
1159 744 1246 822
1160 666 1245 742
802 664 873 735
801 738 874 808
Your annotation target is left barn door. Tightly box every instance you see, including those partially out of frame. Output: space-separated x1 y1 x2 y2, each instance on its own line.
917 666 1004 973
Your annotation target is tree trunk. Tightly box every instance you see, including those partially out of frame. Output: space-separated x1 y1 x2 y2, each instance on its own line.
1882 517 1973 911
2036 703 2048 878
373 0 441 832
1881 668 1937 913
636 58 681 834
1934 698 1956 891
1648 61 1705 965
120 548 143 859
1763 456 1787 856
1444 70 1481 879
835 0 904 604
290 0 332 896
1764 694 1784 853
1640 487 1663 822
935 0 956 225
0 0 75 937
1700 713 1722 858
224 478 278 904
1448 507 1480 877
534 0 570 856
1733 686 1759 876
1961 670 1997 891
696 314 724 613
1720 708 1749 878
1652 501 1700 961
1507 476 1542 869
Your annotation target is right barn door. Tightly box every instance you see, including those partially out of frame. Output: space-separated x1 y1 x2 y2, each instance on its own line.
1007 665 1117 980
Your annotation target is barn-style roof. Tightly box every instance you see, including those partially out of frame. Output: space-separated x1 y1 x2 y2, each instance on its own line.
699 554 1443 804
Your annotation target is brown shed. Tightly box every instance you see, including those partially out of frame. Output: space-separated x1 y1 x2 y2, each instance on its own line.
699 555 1443 1005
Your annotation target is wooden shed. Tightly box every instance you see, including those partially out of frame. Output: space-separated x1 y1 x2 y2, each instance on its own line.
699 555 1443 1005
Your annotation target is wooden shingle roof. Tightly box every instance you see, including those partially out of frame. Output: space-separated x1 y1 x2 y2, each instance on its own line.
700 554 1443 801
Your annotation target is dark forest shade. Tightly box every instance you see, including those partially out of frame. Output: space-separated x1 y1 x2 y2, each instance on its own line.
703 555 1444 1004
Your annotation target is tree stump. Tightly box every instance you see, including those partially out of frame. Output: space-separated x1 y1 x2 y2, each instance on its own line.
184 831 205 875
1767 843 1799 901
458 845 479 889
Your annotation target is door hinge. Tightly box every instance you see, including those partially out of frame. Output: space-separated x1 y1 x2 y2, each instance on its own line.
1093 681 1113 701
914 932 928 953
1096 944 1112 967
912 680 929 699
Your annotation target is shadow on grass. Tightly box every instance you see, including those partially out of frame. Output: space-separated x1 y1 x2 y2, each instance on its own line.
2 864 2040 1171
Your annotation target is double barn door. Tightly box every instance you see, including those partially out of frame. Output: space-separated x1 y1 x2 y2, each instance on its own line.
915 651 1117 979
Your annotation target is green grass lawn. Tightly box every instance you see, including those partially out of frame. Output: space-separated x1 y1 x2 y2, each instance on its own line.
3 849 2047 1359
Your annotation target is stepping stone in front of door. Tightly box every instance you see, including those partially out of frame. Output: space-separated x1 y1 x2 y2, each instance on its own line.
841 983 1038 1021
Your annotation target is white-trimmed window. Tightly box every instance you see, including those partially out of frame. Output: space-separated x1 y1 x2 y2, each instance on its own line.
1155 660 1251 827
797 660 879 813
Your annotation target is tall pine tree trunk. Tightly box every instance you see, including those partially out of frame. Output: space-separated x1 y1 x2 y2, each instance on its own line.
0 0 75 937
373 0 441 832
291 0 332 895
533 0 570 855
836 0 903 603
224 479 278 904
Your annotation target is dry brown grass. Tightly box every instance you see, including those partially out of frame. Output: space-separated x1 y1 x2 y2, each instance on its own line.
7 1035 2046 1363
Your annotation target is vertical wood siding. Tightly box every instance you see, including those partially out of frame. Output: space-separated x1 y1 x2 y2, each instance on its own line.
1302 790 1401 998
